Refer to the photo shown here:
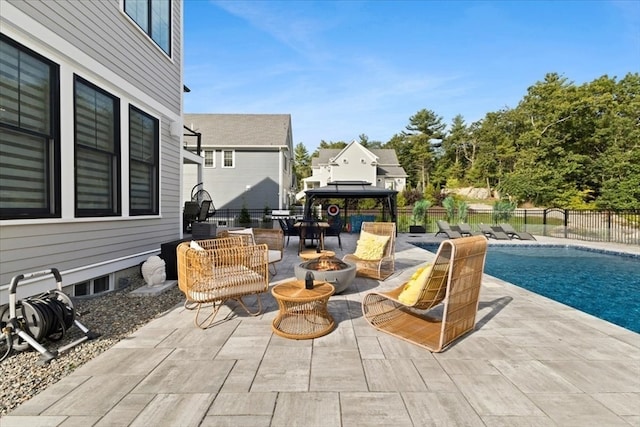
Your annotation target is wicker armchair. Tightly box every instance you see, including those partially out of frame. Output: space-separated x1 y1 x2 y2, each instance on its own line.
343 222 396 280
177 238 269 328
218 228 284 275
362 235 487 352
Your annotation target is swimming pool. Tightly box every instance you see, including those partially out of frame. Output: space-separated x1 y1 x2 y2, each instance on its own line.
413 243 640 333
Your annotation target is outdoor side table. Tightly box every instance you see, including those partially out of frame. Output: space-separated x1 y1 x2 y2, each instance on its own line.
271 280 335 339
299 249 335 261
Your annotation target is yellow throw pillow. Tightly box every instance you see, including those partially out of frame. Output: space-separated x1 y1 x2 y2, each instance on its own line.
398 263 433 305
353 231 390 260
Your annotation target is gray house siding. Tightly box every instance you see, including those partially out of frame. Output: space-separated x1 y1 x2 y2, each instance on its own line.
7 0 182 113
184 149 282 211
0 1 184 302
182 114 295 213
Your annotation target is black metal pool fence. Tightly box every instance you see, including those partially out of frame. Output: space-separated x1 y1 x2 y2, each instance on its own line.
202 207 640 246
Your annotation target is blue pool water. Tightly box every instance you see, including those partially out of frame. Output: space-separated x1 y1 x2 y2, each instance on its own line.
413 243 640 333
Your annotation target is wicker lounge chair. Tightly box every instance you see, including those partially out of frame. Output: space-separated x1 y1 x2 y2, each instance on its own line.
362 235 487 352
498 223 536 240
479 223 510 240
435 220 463 239
343 222 396 280
218 228 284 276
177 238 269 328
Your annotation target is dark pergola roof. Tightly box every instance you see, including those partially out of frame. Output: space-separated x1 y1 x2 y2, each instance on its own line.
303 181 398 224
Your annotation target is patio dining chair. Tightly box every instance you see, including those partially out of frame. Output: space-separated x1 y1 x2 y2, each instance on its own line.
362 235 487 352
324 215 343 250
182 201 200 233
343 222 396 280
278 218 299 247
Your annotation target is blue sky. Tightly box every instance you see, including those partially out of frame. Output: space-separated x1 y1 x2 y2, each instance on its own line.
184 0 639 152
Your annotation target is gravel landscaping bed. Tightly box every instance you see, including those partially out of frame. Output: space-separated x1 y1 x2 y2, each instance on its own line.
0 276 184 416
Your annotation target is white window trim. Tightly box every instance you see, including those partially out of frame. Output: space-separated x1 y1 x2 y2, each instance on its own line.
204 149 216 168
222 150 235 169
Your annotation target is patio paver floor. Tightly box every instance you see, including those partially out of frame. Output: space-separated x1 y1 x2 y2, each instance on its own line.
3 232 639 427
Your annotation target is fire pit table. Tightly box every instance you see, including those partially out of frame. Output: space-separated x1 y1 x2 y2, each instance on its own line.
294 256 356 294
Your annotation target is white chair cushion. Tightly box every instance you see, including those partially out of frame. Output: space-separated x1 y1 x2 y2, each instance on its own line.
188 265 265 301
190 240 205 251
227 228 255 245
268 250 282 264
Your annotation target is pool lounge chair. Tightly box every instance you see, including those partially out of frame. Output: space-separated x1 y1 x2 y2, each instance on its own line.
453 223 484 237
362 235 488 352
498 223 536 240
435 220 462 239
479 223 510 240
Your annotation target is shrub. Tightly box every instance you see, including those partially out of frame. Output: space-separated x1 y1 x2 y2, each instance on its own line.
442 196 469 223
412 199 431 226
492 199 516 223
239 203 251 225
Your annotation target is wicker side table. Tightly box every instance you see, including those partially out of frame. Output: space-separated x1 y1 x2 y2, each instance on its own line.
271 280 335 339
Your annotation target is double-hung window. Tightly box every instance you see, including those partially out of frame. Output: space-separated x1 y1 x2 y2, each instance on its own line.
222 150 234 168
0 35 60 220
204 149 215 168
74 76 120 217
124 0 171 56
129 105 159 215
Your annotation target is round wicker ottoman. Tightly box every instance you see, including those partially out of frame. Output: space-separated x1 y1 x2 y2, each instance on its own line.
271 280 335 339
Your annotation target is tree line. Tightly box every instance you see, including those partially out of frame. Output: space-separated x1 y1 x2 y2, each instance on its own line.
294 72 639 210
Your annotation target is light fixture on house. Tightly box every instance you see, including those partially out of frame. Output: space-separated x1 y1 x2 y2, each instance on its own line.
170 120 183 137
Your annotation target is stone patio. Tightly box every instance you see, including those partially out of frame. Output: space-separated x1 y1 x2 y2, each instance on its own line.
3 231 639 427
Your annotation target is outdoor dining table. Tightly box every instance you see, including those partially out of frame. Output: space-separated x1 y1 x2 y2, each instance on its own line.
294 220 330 254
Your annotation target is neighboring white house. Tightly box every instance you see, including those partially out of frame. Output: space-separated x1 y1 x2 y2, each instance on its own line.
300 141 408 199
182 114 296 212
0 0 186 302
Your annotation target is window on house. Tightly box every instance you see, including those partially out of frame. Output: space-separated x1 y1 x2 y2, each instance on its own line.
124 0 171 56
204 149 215 168
222 150 234 168
0 35 60 220
70 275 110 297
74 76 120 217
129 105 159 215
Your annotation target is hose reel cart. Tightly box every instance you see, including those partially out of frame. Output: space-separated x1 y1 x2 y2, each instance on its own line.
0 268 99 365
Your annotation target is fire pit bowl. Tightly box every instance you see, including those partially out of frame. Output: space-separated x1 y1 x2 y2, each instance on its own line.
294 256 356 294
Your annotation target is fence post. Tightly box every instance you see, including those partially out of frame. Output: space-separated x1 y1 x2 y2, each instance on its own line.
564 209 568 239
607 210 611 242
